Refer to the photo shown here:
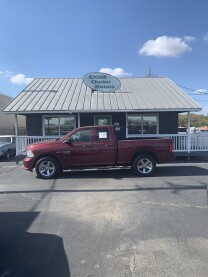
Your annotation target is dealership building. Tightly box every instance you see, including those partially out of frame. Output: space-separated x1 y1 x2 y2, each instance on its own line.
4 73 208 156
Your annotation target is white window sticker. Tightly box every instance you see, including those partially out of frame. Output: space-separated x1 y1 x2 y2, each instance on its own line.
99 132 107 139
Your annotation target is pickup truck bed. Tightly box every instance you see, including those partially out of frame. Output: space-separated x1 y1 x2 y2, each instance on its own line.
23 125 175 179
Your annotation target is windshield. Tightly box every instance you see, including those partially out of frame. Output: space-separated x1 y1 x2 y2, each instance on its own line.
0 137 11 143
59 131 73 142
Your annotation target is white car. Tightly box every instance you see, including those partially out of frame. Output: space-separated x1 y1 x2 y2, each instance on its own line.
178 127 187 134
0 136 16 159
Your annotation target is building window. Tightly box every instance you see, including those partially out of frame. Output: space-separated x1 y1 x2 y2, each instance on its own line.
127 114 158 136
43 116 75 136
94 115 112 126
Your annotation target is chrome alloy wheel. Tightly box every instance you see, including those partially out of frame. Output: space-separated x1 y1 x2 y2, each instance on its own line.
136 157 153 175
39 160 55 177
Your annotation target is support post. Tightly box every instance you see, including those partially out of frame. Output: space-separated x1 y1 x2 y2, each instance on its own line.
77 113 80 128
126 112 128 138
187 112 191 157
14 114 19 164
206 185 208 206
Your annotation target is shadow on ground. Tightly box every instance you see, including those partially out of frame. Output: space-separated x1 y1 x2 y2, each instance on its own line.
54 165 208 179
0 212 70 277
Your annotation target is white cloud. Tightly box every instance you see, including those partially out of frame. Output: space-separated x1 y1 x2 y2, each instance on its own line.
183 36 195 42
0 70 13 77
10 74 33 85
99 67 132 77
203 32 208 41
139 36 192 58
195 89 208 94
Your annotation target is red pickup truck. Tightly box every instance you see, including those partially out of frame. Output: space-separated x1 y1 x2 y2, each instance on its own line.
23 125 175 179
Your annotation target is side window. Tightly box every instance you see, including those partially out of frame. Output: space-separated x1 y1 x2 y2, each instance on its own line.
95 128 110 141
70 129 91 143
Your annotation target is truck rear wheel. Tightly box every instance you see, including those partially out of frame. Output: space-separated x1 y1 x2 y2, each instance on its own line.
35 156 60 179
133 154 156 177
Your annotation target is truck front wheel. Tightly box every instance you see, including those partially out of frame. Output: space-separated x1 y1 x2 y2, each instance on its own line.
35 156 60 179
133 154 156 177
5 150 10 160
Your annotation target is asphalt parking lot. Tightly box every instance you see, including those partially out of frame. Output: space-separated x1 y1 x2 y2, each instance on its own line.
0 158 208 277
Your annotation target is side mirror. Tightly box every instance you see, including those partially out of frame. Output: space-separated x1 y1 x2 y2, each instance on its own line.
64 138 73 145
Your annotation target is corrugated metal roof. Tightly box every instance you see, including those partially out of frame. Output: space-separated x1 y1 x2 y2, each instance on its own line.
3 77 202 113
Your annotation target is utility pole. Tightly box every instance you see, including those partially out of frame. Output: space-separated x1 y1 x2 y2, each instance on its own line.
148 67 152 77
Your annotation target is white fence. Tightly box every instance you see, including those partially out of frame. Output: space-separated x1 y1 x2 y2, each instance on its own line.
17 136 60 155
16 133 208 155
127 133 208 152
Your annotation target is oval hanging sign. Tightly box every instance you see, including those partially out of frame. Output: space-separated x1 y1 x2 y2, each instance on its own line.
83 72 121 92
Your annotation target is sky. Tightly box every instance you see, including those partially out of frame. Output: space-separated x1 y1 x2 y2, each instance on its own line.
0 0 208 114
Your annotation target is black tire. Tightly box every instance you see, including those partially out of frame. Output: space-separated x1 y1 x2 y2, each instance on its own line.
5 150 10 160
132 154 156 177
35 156 60 179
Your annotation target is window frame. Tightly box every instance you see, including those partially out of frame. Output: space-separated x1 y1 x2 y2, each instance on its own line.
42 115 76 136
94 115 112 126
126 113 159 137
70 128 92 143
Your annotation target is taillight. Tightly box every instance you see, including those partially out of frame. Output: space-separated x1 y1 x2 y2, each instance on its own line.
169 143 174 152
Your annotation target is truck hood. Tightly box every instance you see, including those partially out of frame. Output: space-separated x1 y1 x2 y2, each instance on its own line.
26 140 62 151
0 142 9 148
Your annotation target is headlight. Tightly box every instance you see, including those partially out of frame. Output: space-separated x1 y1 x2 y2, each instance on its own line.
26 150 34 158
0 148 6 154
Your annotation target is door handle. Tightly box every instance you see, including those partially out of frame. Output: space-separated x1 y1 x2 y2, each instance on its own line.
82 145 91 148
105 144 113 147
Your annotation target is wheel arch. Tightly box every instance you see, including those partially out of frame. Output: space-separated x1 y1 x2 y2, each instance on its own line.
131 151 158 166
33 154 63 170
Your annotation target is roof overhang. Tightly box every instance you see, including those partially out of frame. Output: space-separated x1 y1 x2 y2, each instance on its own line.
3 108 202 115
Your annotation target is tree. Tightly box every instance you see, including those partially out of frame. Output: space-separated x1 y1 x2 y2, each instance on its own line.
178 113 208 128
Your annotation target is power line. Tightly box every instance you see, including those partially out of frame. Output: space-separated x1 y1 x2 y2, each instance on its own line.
145 69 207 95
177 84 208 94
177 85 197 92
0 43 35 78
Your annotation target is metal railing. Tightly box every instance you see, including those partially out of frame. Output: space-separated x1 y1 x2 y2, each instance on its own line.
16 133 208 155
127 133 208 152
17 136 60 155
